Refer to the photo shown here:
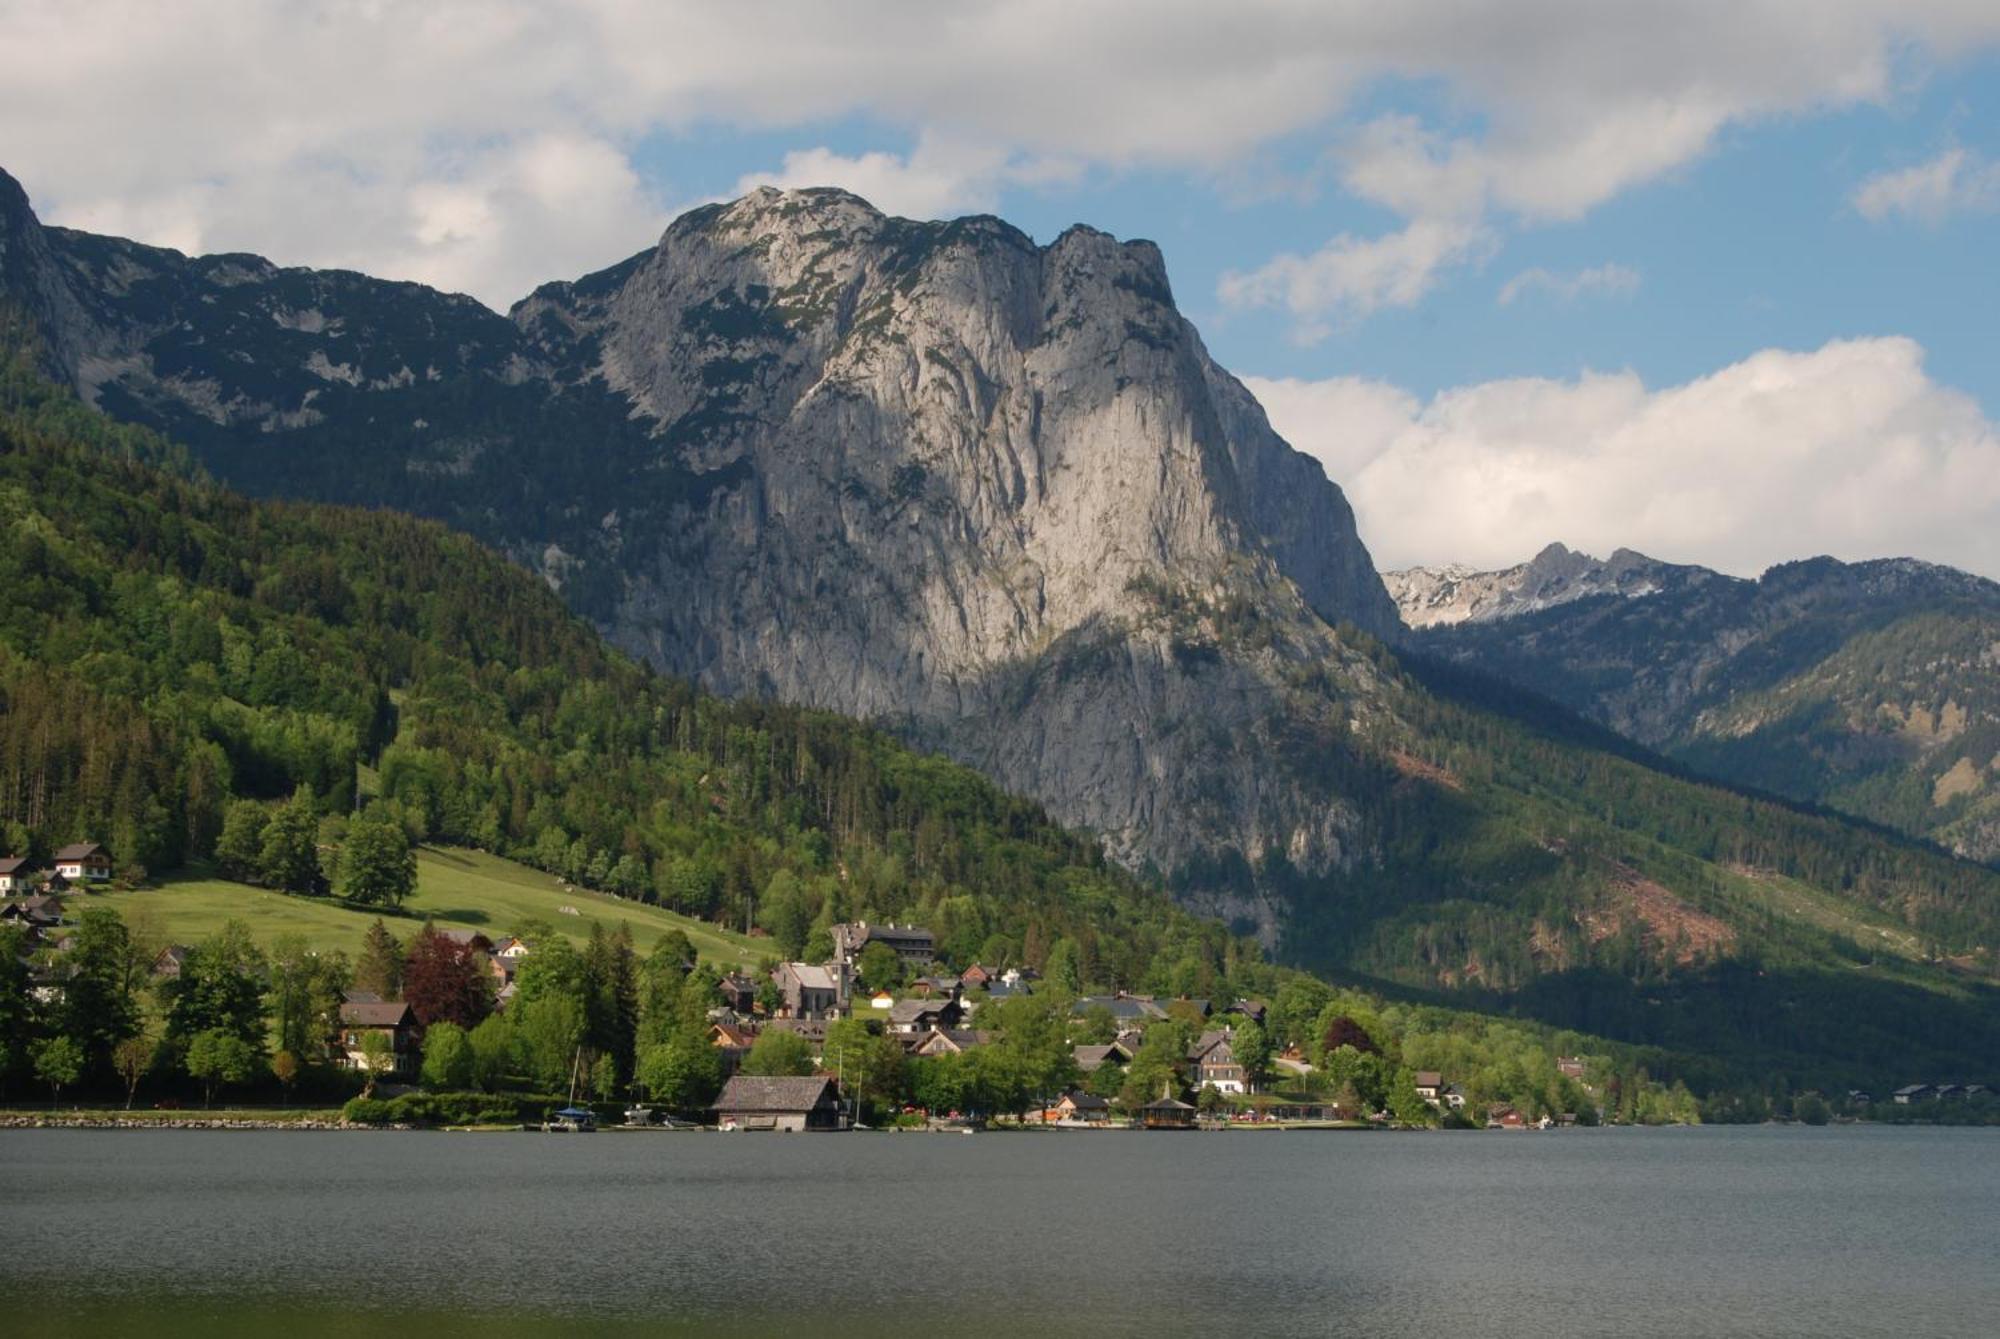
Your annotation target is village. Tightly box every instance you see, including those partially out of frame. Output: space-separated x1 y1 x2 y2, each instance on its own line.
6 847 1991 1132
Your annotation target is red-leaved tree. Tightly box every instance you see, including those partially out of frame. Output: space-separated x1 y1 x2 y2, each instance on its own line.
401 925 492 1032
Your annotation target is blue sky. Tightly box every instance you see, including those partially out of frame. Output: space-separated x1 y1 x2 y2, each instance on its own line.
4 2 1999 575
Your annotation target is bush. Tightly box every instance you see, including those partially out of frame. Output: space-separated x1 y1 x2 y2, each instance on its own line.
341 1096 397 1125
383 1091 523 1126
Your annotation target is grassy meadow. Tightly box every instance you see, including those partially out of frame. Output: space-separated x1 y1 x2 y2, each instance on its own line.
93 846 764 967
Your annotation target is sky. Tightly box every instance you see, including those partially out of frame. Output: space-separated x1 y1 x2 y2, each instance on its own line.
3 1 1999 578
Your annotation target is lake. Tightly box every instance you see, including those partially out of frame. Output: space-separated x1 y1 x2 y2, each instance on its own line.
3 1125 1995 1336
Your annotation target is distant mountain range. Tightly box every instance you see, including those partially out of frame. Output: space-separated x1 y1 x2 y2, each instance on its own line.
7 162 2000 1083
1391 547 2000 861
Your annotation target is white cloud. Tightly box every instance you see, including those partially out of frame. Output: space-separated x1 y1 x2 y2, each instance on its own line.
730 134 1080 222
1218 218 1495 332
1852 148 2000 222
2 2 1998 309
1245 337 2000 579
1497 263 1641 306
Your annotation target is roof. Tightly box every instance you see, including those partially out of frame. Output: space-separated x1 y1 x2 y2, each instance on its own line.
0 857 28 875
713 1075 840 1114
435 928 492 948
1893 1084 1933 1096
340 1000 415 1027
1143 1096 1195 1111
783 963 837 991
710 1023 756 1048
890 999 950 1023
1414 1071 1444 1088
1060 1091 1112 1111
1189 1030 1233 1060
53 843 106 861
765 1018 827 1041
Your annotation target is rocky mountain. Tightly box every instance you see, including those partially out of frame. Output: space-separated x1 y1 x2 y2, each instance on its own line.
0 168 1398 919
1403 547 2000 860
9 164 2000 1073
1385 542 1689 629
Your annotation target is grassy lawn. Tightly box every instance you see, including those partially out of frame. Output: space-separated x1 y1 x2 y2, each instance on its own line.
94 846 764 967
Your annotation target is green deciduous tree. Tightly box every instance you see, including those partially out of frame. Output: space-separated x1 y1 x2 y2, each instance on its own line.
214 801 270 881
184 1028 257 1107
420 1021 474 1091
468 1015 514 1091
340 813 416 908
33 1035 82 1107
634 1033 724 1113
60 906 140 1079
742 1028 815 1077
258 791 324 894
113 1034 156 1110
163 921 268 1055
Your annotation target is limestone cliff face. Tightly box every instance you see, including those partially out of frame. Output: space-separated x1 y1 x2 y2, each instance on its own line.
0 171 1399 924
519 189 1398 894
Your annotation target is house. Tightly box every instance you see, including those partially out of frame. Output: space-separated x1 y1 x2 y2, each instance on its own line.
436 928 494 953
1556 1055 1587 1080
717 971 760 1014
493 981 518 1013
1225 999 1269 1025
52 843 112 882
764 1017 828 1050
1414 1071 1446 1105
831 921 935 970
337 1000 418 1075
1000 966 1040 988
960 963 994 990
713 1074 844 1131
1486 1104 1528 1129
491 935 531 962
1074 993 1168 1025
0 856 29 895
0 894 64 930
888 997 964 1035
1073 1040 1136 1074
1892 1084 1935 1105
868 990 895 1011
774 962 841 1019
151 944 193 979
1934 1084 1965 1102
1845 1089 1873 1106
1440 1083 1467 1110
910 1028 993 1058
1273 1044 1315 1079
906 974 961 1000
709 1022 757 1076
1140 1095 1197 1129
1188 1030 1247 1094
1047 1091 1112 1124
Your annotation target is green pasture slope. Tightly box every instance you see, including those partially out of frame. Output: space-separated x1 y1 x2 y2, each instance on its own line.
95 846 763 966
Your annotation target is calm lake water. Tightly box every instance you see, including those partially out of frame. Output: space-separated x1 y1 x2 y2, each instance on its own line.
3 1125 1996 1337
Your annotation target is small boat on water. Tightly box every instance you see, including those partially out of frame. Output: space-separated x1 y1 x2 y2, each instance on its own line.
543 1106 598 1132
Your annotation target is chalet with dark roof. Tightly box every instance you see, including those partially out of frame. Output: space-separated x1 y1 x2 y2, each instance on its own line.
0 856 30 895
52 843 112 883
910 1028 993 1057
713 1074 844 1131
337 999 418 1075
1188 1029 1247 1094
888 997 964 1035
